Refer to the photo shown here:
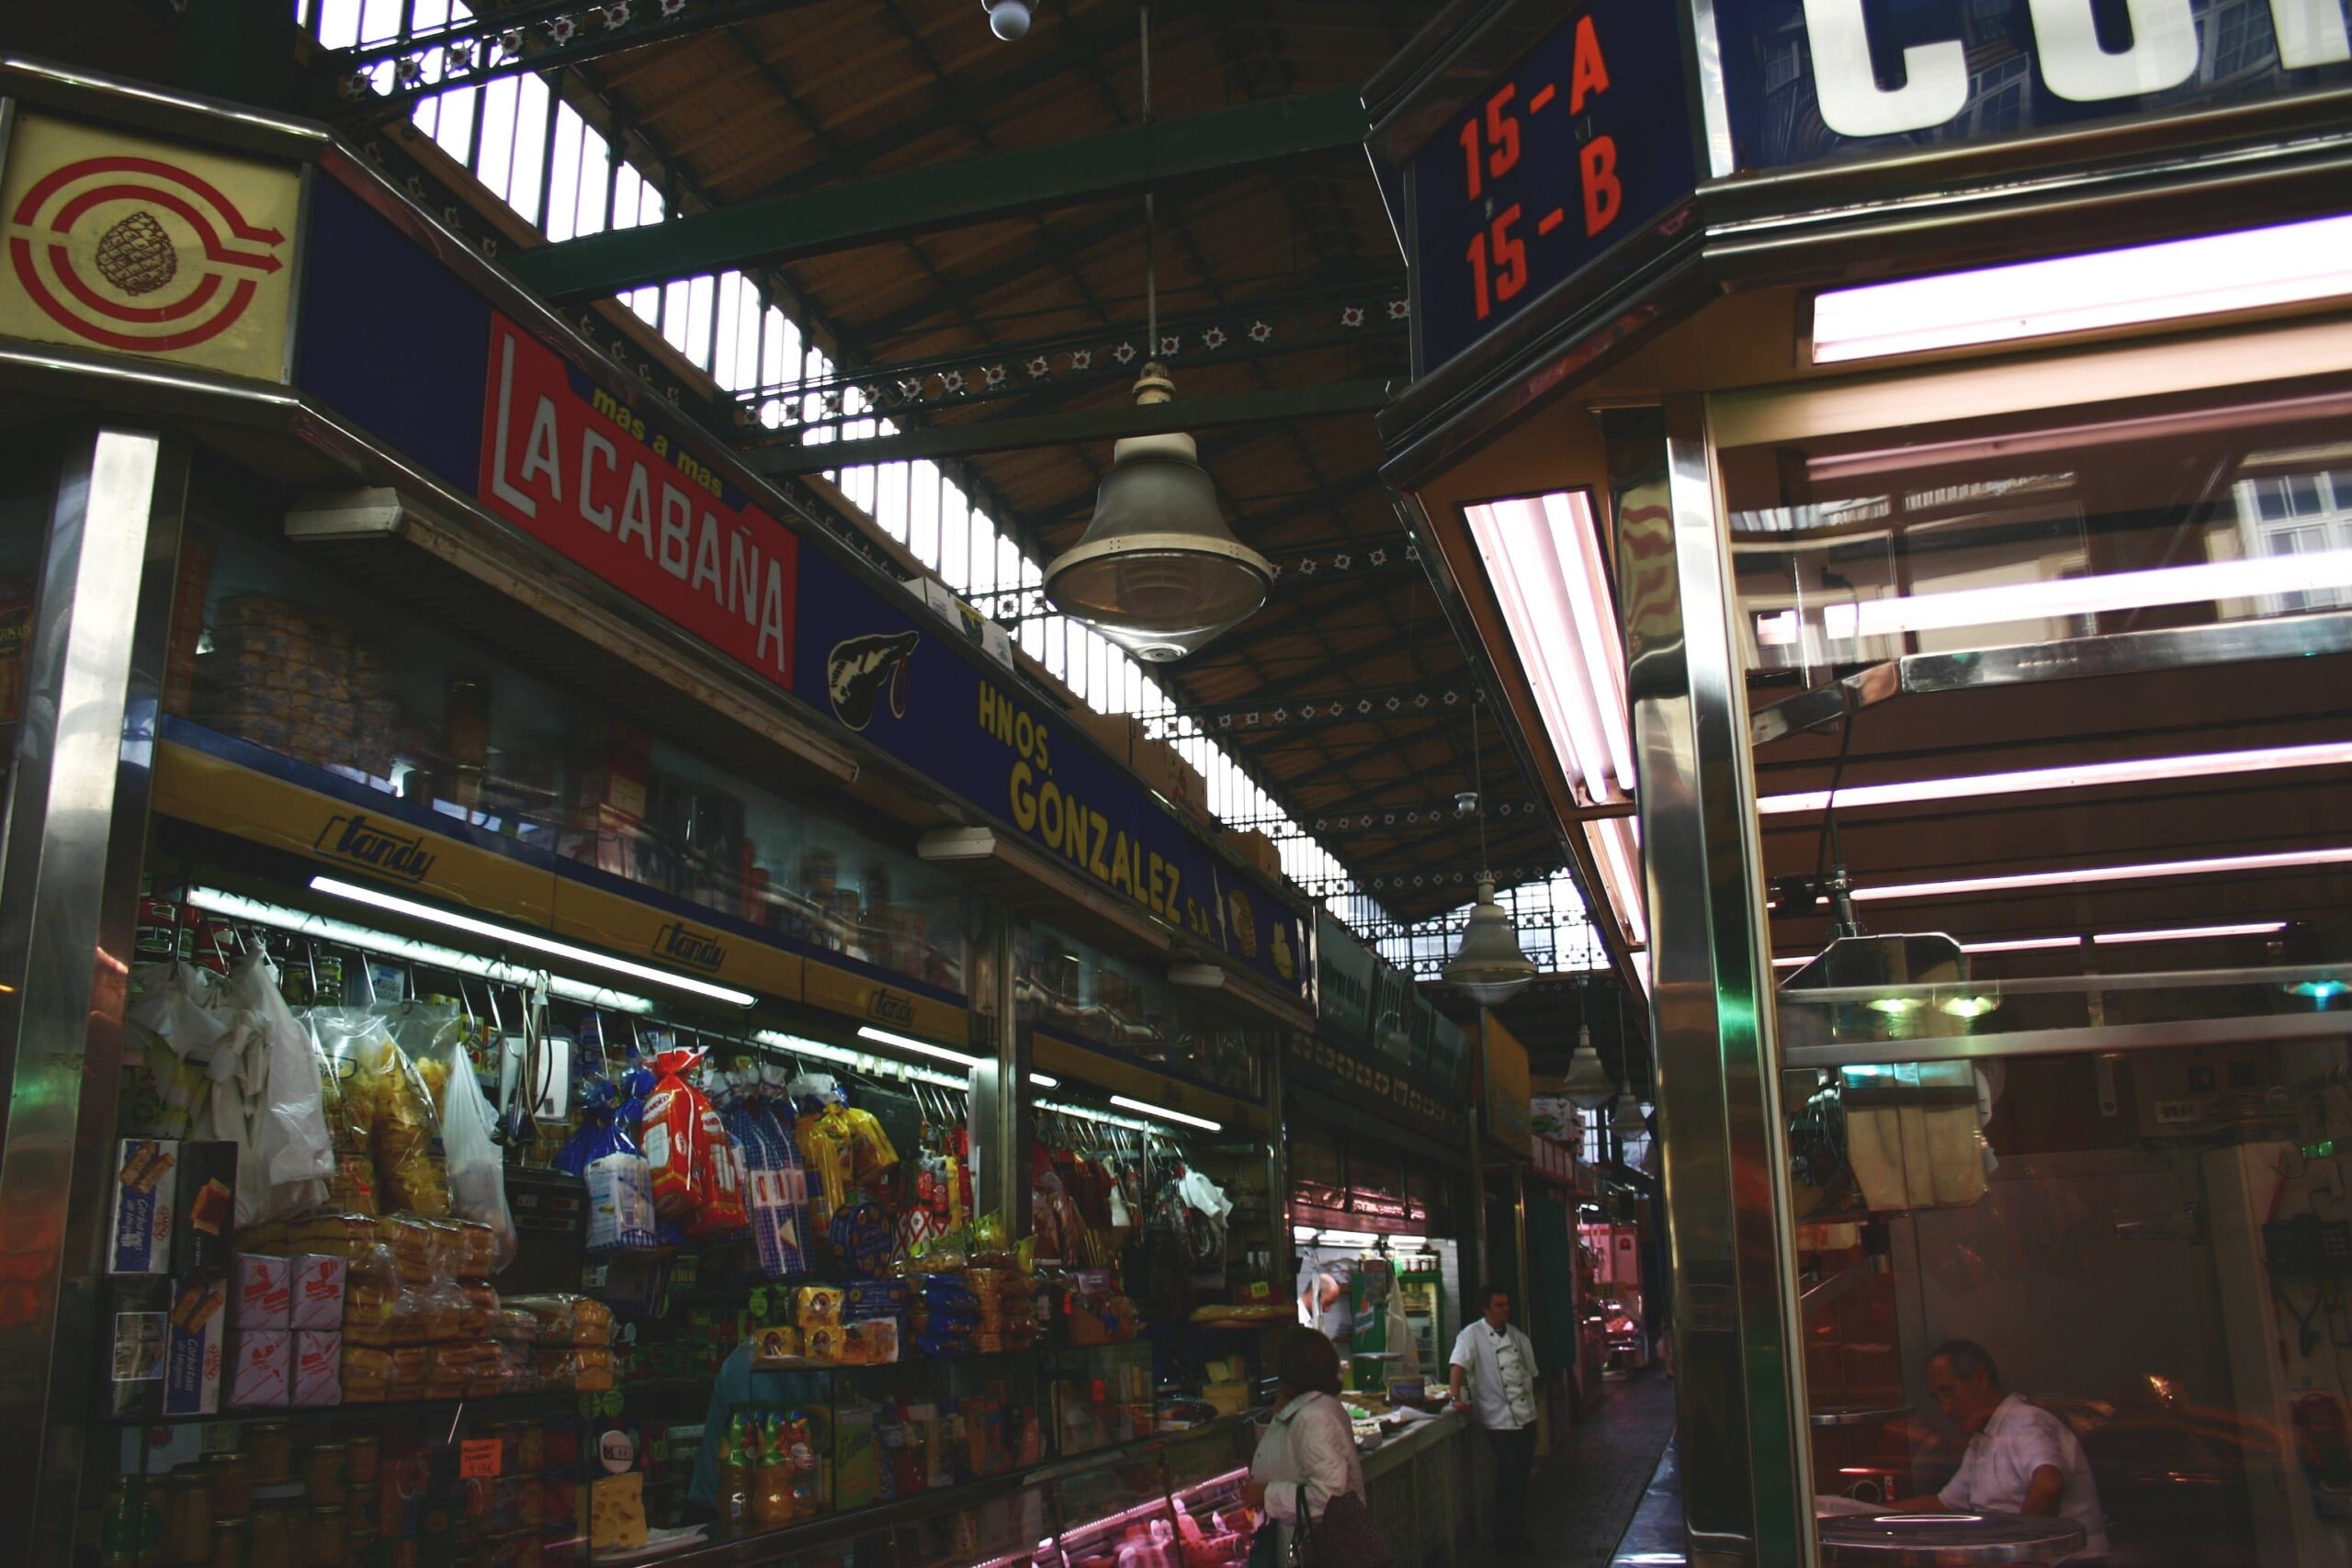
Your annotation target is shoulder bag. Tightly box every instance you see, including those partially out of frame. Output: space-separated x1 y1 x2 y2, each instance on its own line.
1293 1489 1395 1568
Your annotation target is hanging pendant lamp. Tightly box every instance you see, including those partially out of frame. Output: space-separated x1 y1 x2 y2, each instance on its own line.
1041 3 1270 662
1045 364 1272 662
1445 874 1537 1004
1562 1022 1616 1110
1444 699 1537 1003
1610 1079 1648 1137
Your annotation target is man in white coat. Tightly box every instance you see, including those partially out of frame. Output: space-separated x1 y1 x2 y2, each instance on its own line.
1449 1283 1540 1551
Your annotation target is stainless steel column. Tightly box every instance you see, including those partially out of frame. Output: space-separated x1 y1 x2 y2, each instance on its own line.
1608 400 1815 1565
0 424 186 1564
971 904 1032 1234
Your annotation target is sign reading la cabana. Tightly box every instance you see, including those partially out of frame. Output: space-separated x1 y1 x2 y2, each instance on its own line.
795 551 1307 997
480 315 799 689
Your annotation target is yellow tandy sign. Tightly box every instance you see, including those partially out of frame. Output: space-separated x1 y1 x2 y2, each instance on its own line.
153 739 556 927
1 112 299 380
549 877 805 1004
802 959 967 1043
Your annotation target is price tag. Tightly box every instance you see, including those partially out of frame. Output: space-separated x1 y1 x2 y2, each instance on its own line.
459 1438 503 1479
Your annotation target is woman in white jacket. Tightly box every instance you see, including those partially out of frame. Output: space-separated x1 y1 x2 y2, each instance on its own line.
1243 1327 1367 1562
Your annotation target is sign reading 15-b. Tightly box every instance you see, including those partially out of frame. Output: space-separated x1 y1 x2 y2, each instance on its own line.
1409 0 1693 377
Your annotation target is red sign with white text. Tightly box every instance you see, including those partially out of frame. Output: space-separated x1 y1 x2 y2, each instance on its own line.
480 315 797 687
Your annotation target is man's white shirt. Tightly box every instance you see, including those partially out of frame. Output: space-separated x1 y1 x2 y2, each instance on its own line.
1450 1320 1539 1429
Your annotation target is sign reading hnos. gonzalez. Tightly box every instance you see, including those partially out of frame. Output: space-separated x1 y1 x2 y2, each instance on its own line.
794 552 1307 998
480 315 798 690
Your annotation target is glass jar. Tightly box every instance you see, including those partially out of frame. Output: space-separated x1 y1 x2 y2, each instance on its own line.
342 1437 378 1488
303 1445 346 1507
345 1534 375 1568
343 1483 375 1535
204 1451 254 1519
304 1506 345 1568
248 1502 302 1568
209 1517 248 1568
167 1472 214 1567
249 1426 293 1487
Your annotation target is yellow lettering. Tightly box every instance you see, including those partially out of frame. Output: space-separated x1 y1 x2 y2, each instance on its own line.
1013 710 1035 763
1036 777 1063 846
1087 810 1113 882
1010 761 1038 830
1109 831 1134 895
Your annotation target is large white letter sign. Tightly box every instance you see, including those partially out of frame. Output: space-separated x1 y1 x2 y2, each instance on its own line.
2027 0 2199 100
1804 0 1969 135
2271 0 2352 68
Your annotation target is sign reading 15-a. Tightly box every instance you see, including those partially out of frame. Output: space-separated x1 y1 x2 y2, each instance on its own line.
1408 0 1692 377
1457 16 1622 322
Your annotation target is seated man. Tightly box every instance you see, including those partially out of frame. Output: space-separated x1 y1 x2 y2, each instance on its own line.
1894 1338 2109 1563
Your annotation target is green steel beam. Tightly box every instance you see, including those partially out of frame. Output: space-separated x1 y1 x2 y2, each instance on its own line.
507 87 1369 301
741 378 1394 476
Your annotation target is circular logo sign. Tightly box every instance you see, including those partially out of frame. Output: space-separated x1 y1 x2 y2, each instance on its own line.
6 154 287 352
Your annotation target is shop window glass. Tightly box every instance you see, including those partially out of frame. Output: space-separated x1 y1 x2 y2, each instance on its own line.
1736 373 2352 1562
1023 922 1266 1100
1724 378 2352 675
171 505 967 995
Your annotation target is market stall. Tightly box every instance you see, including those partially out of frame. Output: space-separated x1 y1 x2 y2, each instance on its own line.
0 56 1313 1568
1362 1 2352 1560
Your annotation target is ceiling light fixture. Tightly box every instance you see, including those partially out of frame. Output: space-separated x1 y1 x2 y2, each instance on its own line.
185 886 657 1012
856 1024 984 1069
1444 699 1538 1003
1961 936 2085 954
982 0 1032 40
2089 921 2290 945
307 875 755 1006
1108 1093 1222 1133
1810 212 2352 364
1851 847 2352 904
1562 977 1617 1110
1462 491 1634 807
1041 6 1270 661
1805 550 2352 645
1758 742 2352 816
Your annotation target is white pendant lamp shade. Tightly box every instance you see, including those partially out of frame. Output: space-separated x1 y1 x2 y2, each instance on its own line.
1611 1089 1647 1138
1444 875 1537 1003
1562 1026 1616 1110
1045 367 1272 663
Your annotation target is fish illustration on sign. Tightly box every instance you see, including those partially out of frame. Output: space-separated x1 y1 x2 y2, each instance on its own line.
826 630 921 730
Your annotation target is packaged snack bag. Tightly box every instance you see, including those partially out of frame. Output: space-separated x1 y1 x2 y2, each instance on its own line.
640 1047 711 1221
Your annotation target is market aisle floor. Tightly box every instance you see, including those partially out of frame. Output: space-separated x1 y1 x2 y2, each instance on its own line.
1508 1369 1678 1565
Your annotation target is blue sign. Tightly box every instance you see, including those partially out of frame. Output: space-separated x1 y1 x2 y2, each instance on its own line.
1715 0 2352 173
1409 0 1695 376
793 552 1309 999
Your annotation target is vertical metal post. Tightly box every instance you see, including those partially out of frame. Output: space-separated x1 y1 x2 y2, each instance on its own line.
1608 400 1815 1565
970 904 1032 1234
0 424 184 1565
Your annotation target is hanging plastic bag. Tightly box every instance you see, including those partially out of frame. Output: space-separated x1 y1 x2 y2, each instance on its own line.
560 1081 658 1253
368 1001 455 1216
641 1045 714 1220
122 963 229 1138
434 1026 517 1271
224 952 334 1220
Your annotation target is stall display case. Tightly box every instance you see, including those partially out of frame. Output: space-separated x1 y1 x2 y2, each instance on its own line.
1023 922 1267 1102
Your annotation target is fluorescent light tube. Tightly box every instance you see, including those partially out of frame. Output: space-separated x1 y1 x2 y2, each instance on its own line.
1109 1093 1223 1132
1814 551 2352 644
1759 742 2352 816
1040 1100 1158 1134
2091 921 2289 945
1811 213 2352 365
186 886 657 1012
856 1025 983 1069
306 875 755 1005
753 1029 968 1090
1311 1230 1379 1248
1961 936 2084 954
1029 1071 1060 1089
1853 847 2352 903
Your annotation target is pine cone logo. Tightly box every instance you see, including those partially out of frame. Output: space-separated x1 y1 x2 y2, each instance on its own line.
95 210 177 296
